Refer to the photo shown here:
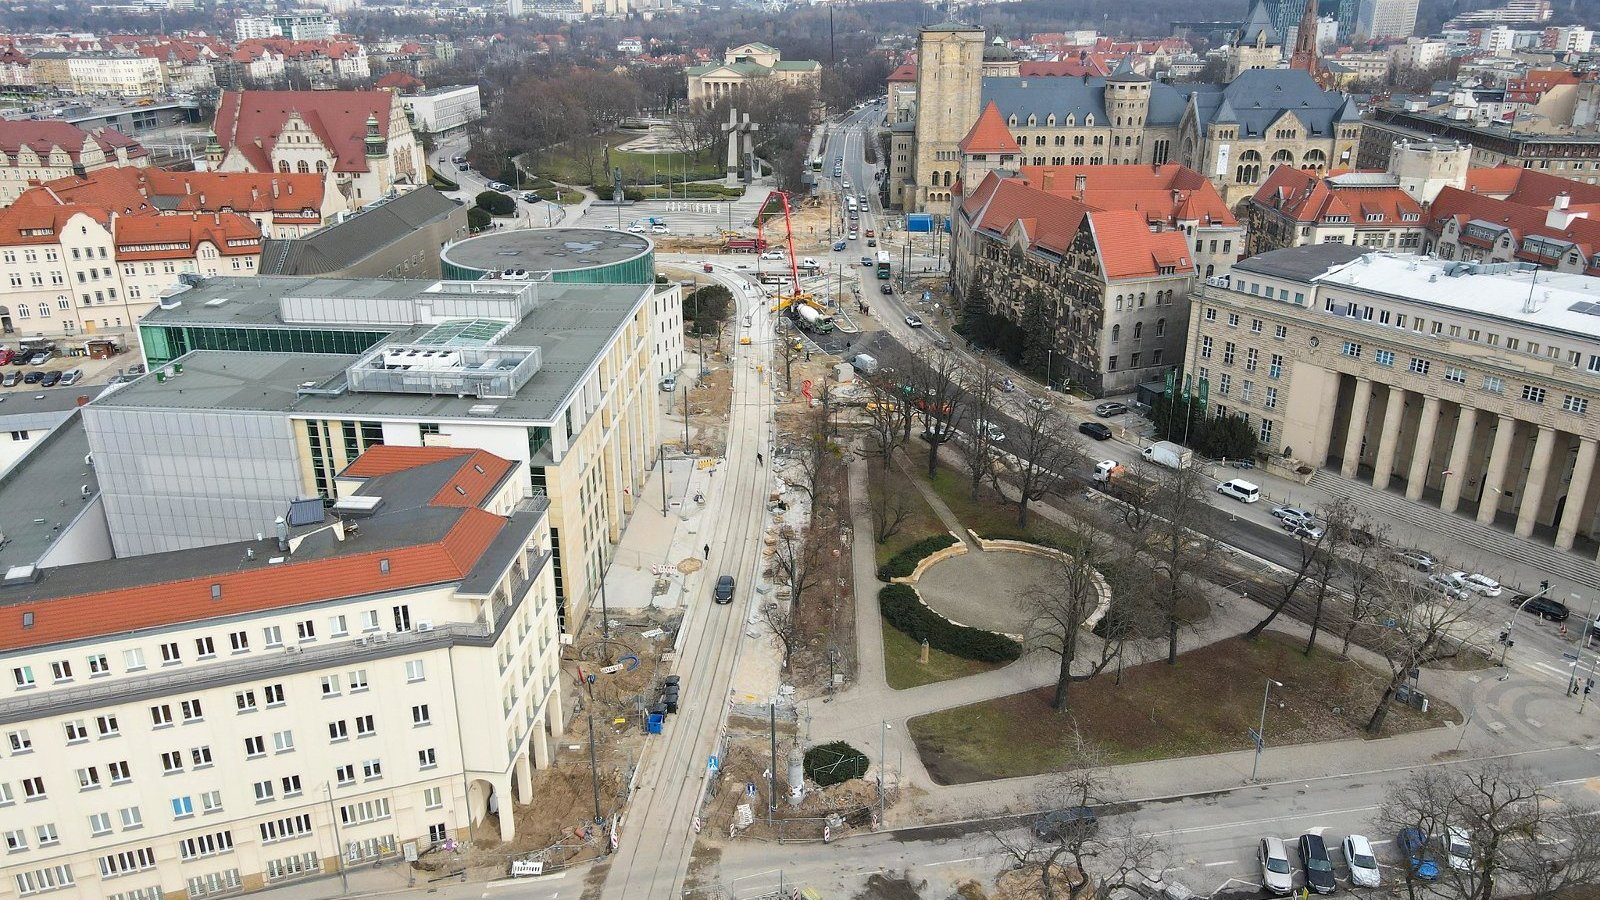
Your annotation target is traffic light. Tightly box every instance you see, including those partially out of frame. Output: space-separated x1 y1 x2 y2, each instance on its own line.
1587 679 1594 696
1499 631 1510 644
1541 579 1551 593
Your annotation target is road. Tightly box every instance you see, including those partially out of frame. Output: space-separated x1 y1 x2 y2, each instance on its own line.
595 268 776 899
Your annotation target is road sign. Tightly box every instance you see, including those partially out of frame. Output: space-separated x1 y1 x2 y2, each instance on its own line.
708 755 720 774
1248 728 1263 749
1563 651 1580 662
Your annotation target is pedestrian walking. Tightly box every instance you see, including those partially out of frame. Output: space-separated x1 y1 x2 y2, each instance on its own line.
757 452 764 465
703 544 710 560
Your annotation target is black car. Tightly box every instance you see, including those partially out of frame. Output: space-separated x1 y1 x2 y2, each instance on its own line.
1079 421 1112 440
713 575 735 605
22 371 43 384
1511 593 1569 622
1298 833 1336 894
880 283 893 295
1033 806 1097 842
39 370 61 387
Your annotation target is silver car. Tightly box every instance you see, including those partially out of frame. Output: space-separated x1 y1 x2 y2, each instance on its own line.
1343 834 1381 888
1394 549 1436 572
1260 836 1294 895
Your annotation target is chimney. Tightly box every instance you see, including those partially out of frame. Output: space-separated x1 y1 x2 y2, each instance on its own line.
184 179 192 195
1074 174 1087 194
198 192 205 207
271 178 279 199
1546 192 1584 230
1042 170 1054 192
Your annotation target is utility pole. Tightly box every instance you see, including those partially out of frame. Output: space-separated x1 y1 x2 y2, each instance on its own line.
325 784 349 894
1250 678 1283 782
878 720 890 824
660 442 669 516
584 673 604 826
1568 593 1593 696
768 704 778 825
1500 581 1553 678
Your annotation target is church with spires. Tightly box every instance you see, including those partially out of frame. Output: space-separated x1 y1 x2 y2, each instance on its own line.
892 3 1361 212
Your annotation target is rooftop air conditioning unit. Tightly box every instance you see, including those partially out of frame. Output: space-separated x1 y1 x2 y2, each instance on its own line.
416 621 434 633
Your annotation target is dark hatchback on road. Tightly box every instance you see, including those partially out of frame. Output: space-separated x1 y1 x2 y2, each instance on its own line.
713 575 735 605
1298 833 1336 894
1511 592 1569 621
1078 421 1112 441
1033 806 1097 842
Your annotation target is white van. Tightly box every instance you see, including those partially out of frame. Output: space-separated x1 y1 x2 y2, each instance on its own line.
1215 479 1260 503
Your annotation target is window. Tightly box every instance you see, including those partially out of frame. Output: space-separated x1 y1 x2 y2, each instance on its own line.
320 675 341 697
96 713 119 736
1274 324 1287 339
1204 307 1217 322
263 625 283 648
1222 342 1235 365
1484 376 1504 394
177 830 233 860
1374 349 1395 367
419 748 438 769
1265 387 1279 410
296 620 315 641
348 670 369 692
1245 348 1258 372
200 790 222 813
12 666 33 688
228 631 249 652
429 823 449 844
161 751 183 774
88 813 111 837
1522 385 1547 404
1409 358 1431 376
35 824 58 846
362 758 383 780
1259 419 1275 444
1342 341 1362 359
107 761 130 783
1200 336 1213 359
0 782 12 803
190 745 212 768
194 636 215 659
244 736 265 758
1218 373 1232 395
253 780 274 802
281 775 302 797
22 776 44 798
1250 318 1262 334
1564 395 1589 415
65 720 88 743
13 865 73 895
1108 356 1118 372
335 764 356 786
360 610 381 632
263 684 285 706
118 807 142 829
171 795 194 818
50 661 72 682
1445 367 1467 384
412 704 431 726
6 828 28 850
394 605 412 632
180 699 203 722
424 786 443 810
159 642 180 665
9 729 32 752
87 654 109 676
123 648 145 672
355 714 376 737
329 615 348 637
405 660 426 682
76 766 100 789
328 720 349 742
273 730 294 753
259 813 313 844
236 690 257 712
186 869 242 898
339 797 392 825
266 851 320 882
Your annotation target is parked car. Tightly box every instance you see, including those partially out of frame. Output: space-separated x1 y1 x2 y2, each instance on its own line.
864 228 875 237
27 351 50 366
1080 421 1112 440
1288 520 1326 541
1398 828 1439 880
521 191 542 203
456 162 470 171
1 370 18 387
1298 833 1336 895
58 368 82 387
0 349 12 365
651 224 669 234
1445 827 1472 872
488 181 511 192
761 250 786 260
1271 505 1313 522
1423 573 1469 601
1033 806 1097 842
39 370 61 387
1259 836 1295 895
833 240 847 251
627 223 647 233
904 315 923 327
1454 572 1503 597
880 283 893 295
1511 593 1570 621
1394 549 1436 572
866 238 877 247
1342 834 1381 888
1094 401 1129 417
713 575 735 605
659 375 677 392
1026 397 1052 411
21 371 43 385
976 420 1005 443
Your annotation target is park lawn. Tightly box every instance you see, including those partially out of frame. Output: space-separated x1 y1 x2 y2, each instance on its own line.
528 131 724 187
907 630 1457 785
926 468 1080 549
882 616 1001 690
870 461 947 567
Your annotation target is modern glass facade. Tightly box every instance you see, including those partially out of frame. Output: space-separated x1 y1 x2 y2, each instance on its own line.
140 325 392 367
440 250 655 285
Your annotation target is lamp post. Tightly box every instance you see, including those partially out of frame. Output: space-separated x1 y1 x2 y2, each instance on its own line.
324 783 349 894
878 720 891 824
1045 349 1055 392
1500 580 1553 678
1250 678 1283 782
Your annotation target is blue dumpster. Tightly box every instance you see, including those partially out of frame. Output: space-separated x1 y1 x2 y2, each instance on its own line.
646 713 665 734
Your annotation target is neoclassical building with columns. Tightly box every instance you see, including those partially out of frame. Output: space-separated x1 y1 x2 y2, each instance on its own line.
1185 244 1600 552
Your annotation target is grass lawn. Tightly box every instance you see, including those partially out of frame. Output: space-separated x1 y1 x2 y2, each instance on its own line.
907 630 1458 784
926 468 1080 548
527 131 724 187
882 616 1001 690
870 461 948 567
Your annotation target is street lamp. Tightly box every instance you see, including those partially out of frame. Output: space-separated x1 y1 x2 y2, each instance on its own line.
1250 678 1284 782
878 720 891 824
1499 580 1553 679
1045 349 1055 391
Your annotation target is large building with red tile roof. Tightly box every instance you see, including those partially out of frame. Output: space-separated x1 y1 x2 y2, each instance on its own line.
0 120 149 206
0 188 260 337
952 164 1241 394
0 442 565 871
207 89 424 207
1428 167 1600 275
1244 167 1427 256
38 167 337 238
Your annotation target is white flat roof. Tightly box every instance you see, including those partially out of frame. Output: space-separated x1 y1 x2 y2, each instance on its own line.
1317 254 1600 341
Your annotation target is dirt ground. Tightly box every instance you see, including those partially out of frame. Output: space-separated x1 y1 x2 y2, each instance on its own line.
668 365 733 458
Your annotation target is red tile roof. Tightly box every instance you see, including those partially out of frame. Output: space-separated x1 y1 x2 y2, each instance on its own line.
42 167 326 221
1463 166 1600 216
342 446 513 508
959 101 1019 154
0 121 146 164
1429 183 1600 274
213 89 398 175
0 448 519 653
113 212 261 260
376 71 424 92
1011 163 1236 227
1250 167 1423 226
887 62 917 82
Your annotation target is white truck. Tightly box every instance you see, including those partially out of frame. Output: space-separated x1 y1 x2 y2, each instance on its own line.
851 353 880 376
1141 440 1193 470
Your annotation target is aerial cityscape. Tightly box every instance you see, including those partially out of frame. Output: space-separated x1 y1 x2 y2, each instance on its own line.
1 0 1600 898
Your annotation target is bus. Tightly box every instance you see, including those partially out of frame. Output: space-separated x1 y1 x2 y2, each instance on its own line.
811 156 823 172
876 251 892 279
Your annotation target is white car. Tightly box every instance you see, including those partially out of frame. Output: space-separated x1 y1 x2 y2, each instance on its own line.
1454 572 1502 597
1342 834 1381 888
1259 836 1294 896
650 224 670 234
904 314 923 327
627 223 646 233
1446 826 1473 871
978 421 1005 443
1271 505 1313 522
761 250 786 260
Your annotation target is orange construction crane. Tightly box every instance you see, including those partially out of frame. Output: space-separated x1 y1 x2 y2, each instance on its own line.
754 190 825 315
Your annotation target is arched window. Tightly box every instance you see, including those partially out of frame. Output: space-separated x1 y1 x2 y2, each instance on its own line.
1205 264 1215 277
1133 321 1143 339
296 160 310 174
1111 324 1121 342
277 160 290 173
1235 150 1262 184
1301 149 1327 171
1270 149 1294 171
943 170 952 187
1115 294 1123 310
315 160 328 174
1113 135 1121 147
930 171 939 186
1138 292 1146 307
1156 317 1166 336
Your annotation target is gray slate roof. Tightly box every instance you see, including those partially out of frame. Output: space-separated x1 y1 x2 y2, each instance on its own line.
259 187 461 277
980 76 1191 128
1189 69 1351 137
1232 243 1370 282
1238 0 1280 46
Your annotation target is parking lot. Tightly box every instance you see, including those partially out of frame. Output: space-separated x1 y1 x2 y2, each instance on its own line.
0 339 142 395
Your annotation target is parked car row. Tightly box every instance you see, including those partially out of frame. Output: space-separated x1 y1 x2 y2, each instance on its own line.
1259 827 1452 894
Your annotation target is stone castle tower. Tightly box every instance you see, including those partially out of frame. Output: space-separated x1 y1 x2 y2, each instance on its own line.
1104 57 1152 165
912 24 986 214
1230 0 1284 80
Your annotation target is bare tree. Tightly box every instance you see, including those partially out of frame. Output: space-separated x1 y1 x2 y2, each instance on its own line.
908 350 966 478
1337 518 1394 659
1366 580 1483 733
871 484 911 545
771 524 821 611
1505 799 1600 899
1245 499 1347 644
1120 458 1216 665
1024 534 1117 711
1002 399 1082 528
861 380 914 472
964 355 1003 500
762 600 796 670
776 334 803 393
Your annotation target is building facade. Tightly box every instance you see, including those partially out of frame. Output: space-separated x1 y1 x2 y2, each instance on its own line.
1185 245 1600 551
0 445 564 900
1360 103 1600 183
1427 168 1600 274
685 42 821 106
0 122 149 207
398 86 482 135
1244 167 1426 256
1355 0 1421 41
952 164 1240 394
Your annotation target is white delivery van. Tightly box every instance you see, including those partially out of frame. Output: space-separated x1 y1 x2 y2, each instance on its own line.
1215 479 1261 503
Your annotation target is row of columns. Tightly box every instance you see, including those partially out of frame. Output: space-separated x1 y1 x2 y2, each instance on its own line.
475 676 566 843
1336 375 1598 551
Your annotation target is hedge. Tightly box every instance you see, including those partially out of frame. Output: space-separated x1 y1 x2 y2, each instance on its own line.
475 190 515 216
466 207 492 232
426 167 459 192
876 533 957 581
804 741 869 787
879 584 1022 663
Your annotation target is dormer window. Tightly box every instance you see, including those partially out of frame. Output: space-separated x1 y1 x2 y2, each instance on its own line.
1008 115 1018 126
1085 114 1095 126
1027 115 1036 126
1047 114 1056 126
1065 114 1075 126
